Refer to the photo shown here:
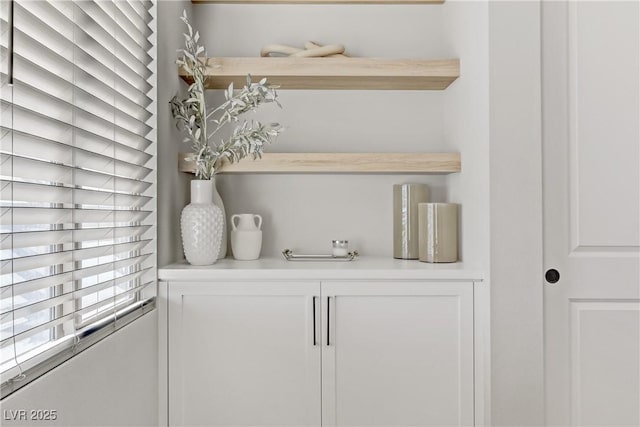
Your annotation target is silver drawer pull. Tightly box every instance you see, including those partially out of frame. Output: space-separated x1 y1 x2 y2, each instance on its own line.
312 296 318 346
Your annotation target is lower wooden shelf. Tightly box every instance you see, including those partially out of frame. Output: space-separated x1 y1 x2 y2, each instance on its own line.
178 152 461 174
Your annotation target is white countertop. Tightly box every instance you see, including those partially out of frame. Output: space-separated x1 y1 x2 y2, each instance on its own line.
159 257 483 282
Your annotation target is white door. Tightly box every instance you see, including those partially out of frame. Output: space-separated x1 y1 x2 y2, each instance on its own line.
321 281 474 427
168 281 321 426
542 2 640 426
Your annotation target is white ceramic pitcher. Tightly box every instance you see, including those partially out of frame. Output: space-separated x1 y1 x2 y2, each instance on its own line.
230 214 263 260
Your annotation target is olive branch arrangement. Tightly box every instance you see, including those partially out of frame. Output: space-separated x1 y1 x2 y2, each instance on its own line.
170 11 283 179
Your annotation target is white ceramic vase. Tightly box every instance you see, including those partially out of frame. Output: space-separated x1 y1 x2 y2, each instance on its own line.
211 176 227 259
231 214 263 261
181 180 224 265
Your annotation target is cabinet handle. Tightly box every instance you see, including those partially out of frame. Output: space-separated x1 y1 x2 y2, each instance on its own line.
8 0 14 85
326 296 331 346
312 296 317 346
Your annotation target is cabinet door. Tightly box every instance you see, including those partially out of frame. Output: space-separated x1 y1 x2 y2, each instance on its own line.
168 282 321 426
321 282 474 427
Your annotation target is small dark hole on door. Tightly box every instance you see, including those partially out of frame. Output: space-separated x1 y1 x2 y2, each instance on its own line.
545 269 560 284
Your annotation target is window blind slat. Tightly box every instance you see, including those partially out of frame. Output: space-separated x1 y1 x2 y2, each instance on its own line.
75 128 152 162
24 0 73 28
2 242 152 298
75 267 153 299
2 266 153 321
75 1 151 65
0 105 11 130
0 158 11 180
117 1 153 39
110 4 152 52
7 294 74 334
4 268 60 296
0 76 12 103
0 126 153 166
0 1 8 21
1 183 152 214
81 1 152 65
3 225 150 244
2 229 72 253
15 2 74 62
3 146 151 185
75 279 117 302
2 241 153 296
12 82 73 126
75 169 153 195
10 156 74 187
12 59 73 104
75 298 121 329
2 230 74 266
19 1 152 83
77 279 152 316
7 252 74 285
1 226 152 268
11 103 74 146
2 313 74 352
75 151 152 181
127 0 154 26
13 17 152 108
1 274 74 313
74 208 154 226
6 153 153 193
72 253 152 282
71 8 153 85
76 46 152 108
2 181 72 209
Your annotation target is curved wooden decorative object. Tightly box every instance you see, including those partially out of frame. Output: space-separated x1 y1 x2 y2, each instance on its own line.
261 42 346 58
260 44 302 57
305 41 348 58
291 44 345 57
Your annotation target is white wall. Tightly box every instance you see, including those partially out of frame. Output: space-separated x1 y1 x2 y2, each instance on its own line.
157 0 192 267
488 2 544 425
441 3 491 423
192 4 459 258
442 1 491 267
1 313 158 427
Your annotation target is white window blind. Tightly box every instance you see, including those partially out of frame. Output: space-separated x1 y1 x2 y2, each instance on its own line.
0 0 156 397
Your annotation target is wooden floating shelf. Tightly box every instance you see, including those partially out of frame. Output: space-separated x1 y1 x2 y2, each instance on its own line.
193 0 444 4
179 57 460 90
179 153 461 174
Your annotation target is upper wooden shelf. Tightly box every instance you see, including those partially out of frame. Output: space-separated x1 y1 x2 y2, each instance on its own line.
193 0 443 4
179 152 461 174
179 57 460 90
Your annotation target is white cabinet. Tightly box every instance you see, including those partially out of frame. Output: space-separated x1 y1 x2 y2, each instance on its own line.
321 282 474 426
167 282 321 426
163 277 475 427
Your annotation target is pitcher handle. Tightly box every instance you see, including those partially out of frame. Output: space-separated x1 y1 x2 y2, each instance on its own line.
231 214 240 231
254 214 263 230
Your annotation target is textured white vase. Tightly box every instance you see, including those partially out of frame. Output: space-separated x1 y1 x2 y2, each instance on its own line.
210 176 227 259
181 180 224 265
